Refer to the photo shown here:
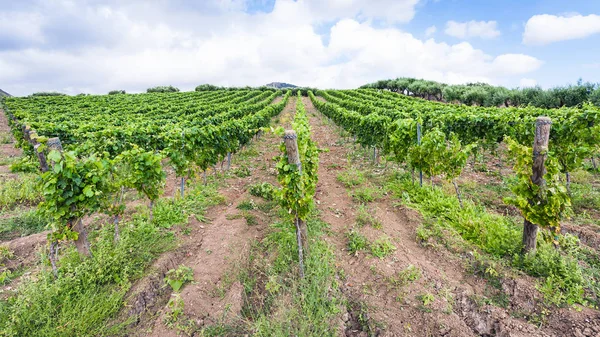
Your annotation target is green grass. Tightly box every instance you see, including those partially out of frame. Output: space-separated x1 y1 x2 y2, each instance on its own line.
0 173 42 211
0 217 175 337
152 182 225 228
0 209 48 240
388 172 597 307
369 236 396 259
337 169 365 188
242 216 342 337
0 132 12 144
0 181 223 336
387 265 421 289
347 229 369 255
350 185 383 203
355 205 382 229
237 199 258 211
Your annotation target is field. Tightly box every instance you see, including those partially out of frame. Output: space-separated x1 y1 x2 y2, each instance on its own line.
0 88 599 337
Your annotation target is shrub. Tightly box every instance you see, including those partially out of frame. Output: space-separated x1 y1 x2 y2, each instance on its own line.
108 90 126 95
146 86 180 93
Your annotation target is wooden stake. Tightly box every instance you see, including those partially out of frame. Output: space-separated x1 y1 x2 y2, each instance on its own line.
522 116 551 254
417 123 423 187
34 143 49 172
283 130 308 277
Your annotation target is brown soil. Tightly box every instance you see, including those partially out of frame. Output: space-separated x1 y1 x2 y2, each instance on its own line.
136 95 297 336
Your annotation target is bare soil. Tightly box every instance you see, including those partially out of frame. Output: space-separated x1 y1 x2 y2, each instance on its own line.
139 96 297 336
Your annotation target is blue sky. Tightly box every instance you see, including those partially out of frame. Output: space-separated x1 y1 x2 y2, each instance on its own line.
1 0 600 95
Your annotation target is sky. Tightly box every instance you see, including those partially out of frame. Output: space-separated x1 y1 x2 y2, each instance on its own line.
1 0 600 96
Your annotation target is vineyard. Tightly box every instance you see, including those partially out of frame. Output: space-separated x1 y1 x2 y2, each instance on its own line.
0 86 599 336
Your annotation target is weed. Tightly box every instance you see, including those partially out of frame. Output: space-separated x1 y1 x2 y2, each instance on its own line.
351 185 383 203
347 229 369 256
417 293 435 312
355 205 382 229
387 265 421 289
237 199 257 211
248 182 276 201
370 237 396 259
233 166 251 178
0 132 12 144
244 213 259 226
0 174 42 211
165 265 194 292
337 169 365 188
0 217 175 336
0 209 48 240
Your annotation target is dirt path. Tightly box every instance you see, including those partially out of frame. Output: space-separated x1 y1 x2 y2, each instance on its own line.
145 96 296 336
302 96 555 337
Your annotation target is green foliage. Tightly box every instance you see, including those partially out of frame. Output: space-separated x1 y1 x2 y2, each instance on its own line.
0 173 42 210
513 241 584 306
350 185 383 203
9 157 39 173
388 265 421 288
237 199 257 211
355 205 382 229
108 90 126 95
276 93 319 222
165 265 194 292
0 209 48 240
146 85 180 93
362 76 600 108
0 217 174 337
418 293 435 307
30 92 67 97
389 176 522 257
249 182 277 201
195 84 222 91
370 236 396 259
347 230 368 255
40 151 111 241
336 169 365 188
504 137 571 235
116 146 165 203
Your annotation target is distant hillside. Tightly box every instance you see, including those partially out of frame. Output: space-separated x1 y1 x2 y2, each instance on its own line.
265 82 298 89
0 89 11 97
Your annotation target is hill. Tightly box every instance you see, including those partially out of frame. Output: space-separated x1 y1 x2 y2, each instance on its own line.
0 88 11 97
265 82 297 89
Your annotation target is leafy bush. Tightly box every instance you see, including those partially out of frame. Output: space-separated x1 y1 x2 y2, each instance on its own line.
30 92 67 97
108 90 126 95
195 84 221 91
146 85 180 93
248 182 276 201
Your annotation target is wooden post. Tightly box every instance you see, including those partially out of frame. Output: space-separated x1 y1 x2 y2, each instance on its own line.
522 117 551 254
417 123 423 187
34 143 49 172
284 130 307 278
47 137 63 152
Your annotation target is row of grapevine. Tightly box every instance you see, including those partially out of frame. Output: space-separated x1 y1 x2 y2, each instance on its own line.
308 90 588 253
276 92 319 277
318 89 600 187
1 89 291 272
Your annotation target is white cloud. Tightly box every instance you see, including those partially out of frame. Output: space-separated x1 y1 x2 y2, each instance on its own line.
519 78 537 88
0 0 541 95
445 20 501 39
523 14 600 45
425 25 437 37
